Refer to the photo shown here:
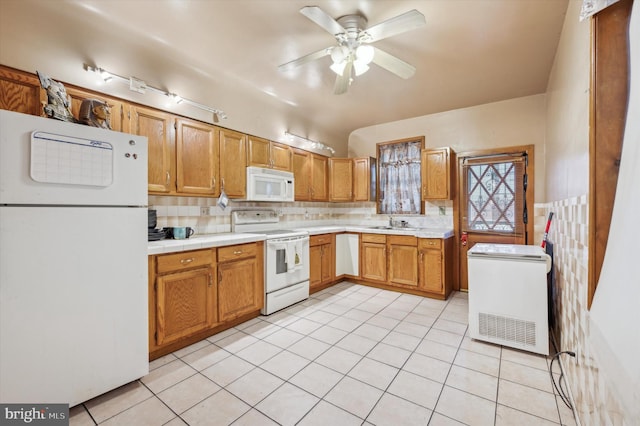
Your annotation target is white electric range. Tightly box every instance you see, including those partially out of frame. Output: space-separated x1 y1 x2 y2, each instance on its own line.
231 210 310 315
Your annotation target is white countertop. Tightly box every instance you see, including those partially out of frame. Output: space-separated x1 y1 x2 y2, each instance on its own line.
296 225 454 238
149 226 454 255
148 233 266 255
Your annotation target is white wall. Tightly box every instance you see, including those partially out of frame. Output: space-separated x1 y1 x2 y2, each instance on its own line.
544 0 591 201
348 94 547 202
543 0 635 425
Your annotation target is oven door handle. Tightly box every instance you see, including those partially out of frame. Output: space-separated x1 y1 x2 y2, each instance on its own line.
266 236 309 245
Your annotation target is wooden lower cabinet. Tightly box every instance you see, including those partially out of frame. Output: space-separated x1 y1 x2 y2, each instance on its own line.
156 266 217 346
309 234 335 292
149 242 264 359
151 249 217 351
388 236 419 288
360 234 387 283
357 233 452 300
418 237 453 299
217 242 263 322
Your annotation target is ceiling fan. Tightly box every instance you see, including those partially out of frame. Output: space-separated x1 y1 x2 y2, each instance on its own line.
279 6 426 94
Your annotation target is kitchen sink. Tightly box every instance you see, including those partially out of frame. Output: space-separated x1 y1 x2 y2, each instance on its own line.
368 225 420 231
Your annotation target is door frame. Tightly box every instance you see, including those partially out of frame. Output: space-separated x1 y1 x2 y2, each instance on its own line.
453 144 535 291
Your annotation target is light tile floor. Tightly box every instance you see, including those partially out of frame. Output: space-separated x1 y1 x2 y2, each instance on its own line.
70 282 577 426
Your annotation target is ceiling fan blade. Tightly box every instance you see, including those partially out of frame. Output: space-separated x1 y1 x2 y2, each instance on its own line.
361 9 426 43
278 47 331 72
300 6 346 37
334 60 353 95
371 47 416 79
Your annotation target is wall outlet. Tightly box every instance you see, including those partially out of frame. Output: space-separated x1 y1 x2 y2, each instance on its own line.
200 207 211 216
439 206 446 216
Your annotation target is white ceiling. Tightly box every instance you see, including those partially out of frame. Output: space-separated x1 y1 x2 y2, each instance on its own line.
0 0 568 153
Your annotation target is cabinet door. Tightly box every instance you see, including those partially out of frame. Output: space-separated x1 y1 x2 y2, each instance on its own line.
270 141 292 171
247 135 271 168
219 128 247 198
309 244 323 290
0 66 44 116
420 249 444 294
292 148 311 201
176 118 218 195
361 242 387 283
353 157 375 202
131 106 174 193
156 267 216 346
311 154 329 201
329 158 353 202
218 257 259 322
421 147 452 200
320 243 334 284
389 244 419 287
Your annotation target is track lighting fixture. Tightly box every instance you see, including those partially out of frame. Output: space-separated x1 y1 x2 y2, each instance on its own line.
83 64 227 121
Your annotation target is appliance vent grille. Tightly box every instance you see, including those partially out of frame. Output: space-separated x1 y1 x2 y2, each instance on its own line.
478 313 536 347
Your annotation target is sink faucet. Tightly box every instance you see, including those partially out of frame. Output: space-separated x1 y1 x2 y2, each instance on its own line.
388 215 393 227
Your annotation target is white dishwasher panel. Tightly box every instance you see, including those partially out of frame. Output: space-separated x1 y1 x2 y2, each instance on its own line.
467 243 550 355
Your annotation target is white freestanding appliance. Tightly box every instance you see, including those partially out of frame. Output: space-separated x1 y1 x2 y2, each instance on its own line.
0 110 149 406
467 243 551 355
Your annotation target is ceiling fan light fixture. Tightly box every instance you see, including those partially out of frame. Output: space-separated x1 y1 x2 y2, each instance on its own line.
355 45 374 64
353 60 369 76
330 45 349 64
330 61 347 76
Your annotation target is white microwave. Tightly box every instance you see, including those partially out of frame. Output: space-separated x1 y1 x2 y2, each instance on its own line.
246 166 294 202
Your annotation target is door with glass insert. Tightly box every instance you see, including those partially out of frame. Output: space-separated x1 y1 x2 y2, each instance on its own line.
457 148 532 290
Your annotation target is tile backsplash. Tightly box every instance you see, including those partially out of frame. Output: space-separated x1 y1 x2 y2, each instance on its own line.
539 195 627 426
148 196 453 234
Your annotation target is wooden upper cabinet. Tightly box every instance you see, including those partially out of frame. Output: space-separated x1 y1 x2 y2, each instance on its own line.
353 157 376 202
65 86 130 132
0 66 45 116
247 135 271 168
218 128 247 198
421 147 455 200
311 154 329 201
270 141 293 171
175 118 218 196
247 137 292 171
292 148 311 201
131 105 175 194
329 158 353 202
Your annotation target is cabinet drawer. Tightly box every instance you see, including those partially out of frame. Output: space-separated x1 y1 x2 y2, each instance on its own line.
419 238 442 250
218 243 258 262
156 249 215 274
387 235 417 246
361 234 386 244
310 234 332 246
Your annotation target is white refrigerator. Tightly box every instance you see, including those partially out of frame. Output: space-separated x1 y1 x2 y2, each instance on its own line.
467 243 551 355
0 110 149 406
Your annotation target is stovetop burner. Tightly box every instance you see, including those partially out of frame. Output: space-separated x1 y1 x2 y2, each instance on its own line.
231 209 308 240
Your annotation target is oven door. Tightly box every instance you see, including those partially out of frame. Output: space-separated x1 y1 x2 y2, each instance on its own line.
265 236 310 293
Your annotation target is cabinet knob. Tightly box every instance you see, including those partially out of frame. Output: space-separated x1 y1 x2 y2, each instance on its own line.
233 250 243 255
166 171 170 186
180 258 194 264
